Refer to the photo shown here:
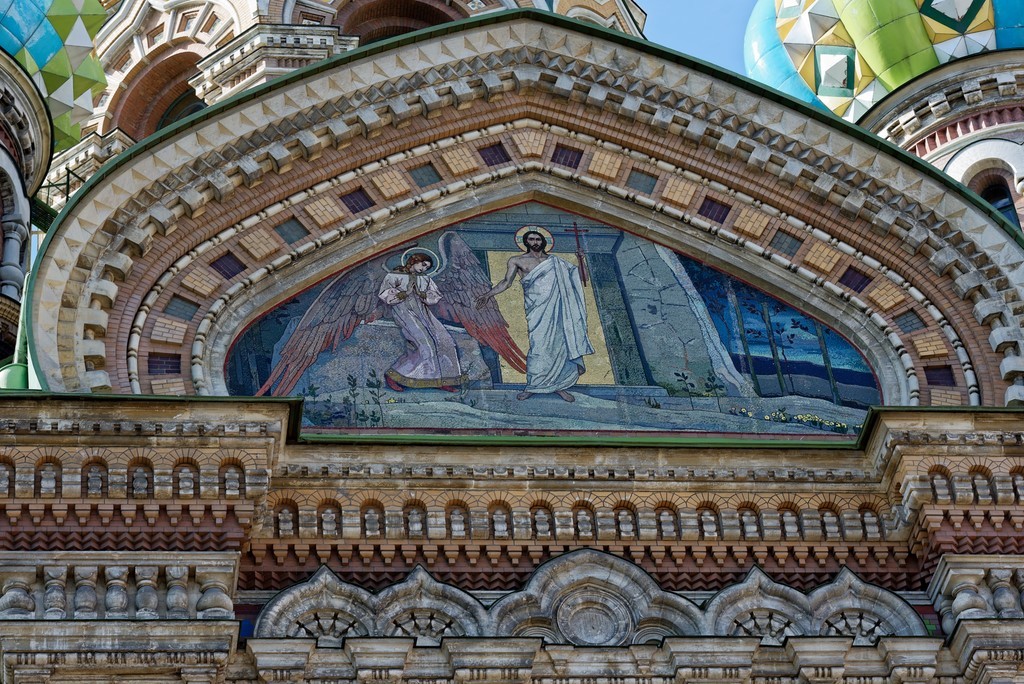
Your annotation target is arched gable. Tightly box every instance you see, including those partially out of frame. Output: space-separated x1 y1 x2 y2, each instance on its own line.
28 10 1024 416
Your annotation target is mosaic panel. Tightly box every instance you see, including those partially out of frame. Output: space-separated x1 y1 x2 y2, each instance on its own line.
227 203 880 437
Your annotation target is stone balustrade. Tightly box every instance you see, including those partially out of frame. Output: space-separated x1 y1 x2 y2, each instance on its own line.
0 552 238 621
930 555 1024 634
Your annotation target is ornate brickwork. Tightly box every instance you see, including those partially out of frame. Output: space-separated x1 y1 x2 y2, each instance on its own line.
10 6 1024 684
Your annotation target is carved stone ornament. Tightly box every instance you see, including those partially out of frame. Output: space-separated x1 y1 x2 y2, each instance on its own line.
255 550 926 646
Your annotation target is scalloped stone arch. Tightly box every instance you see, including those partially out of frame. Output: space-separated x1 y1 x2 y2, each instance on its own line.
254 566 376 639
250 550 932 643
374 566 487 640
490 548 702 643
703 567 811 644
807 568 927 644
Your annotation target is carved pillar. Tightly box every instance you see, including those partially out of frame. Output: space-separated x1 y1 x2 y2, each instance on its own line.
0 572 35 617
196 564 235 619
135 565 159 618
0 213 27 300
104 566 129 617
988 570 1024 619
42 566 67 619
166 565 189 618
73 566 98 618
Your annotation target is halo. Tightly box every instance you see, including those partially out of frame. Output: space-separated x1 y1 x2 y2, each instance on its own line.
515 225 554 253
401 248 440 276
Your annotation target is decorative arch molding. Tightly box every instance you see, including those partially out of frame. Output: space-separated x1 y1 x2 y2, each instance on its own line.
563 6 622 31
255 565 486 644
29 11 1024 407
944 138 1024 194
0 49 52 196
333 0 469 44
252 549 927 645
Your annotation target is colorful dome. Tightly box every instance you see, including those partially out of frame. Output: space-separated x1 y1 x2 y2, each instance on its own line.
0 0 106 151
745 0 1024 121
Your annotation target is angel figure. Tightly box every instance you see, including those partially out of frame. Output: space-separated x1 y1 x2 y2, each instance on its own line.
257 233 527 398
378 251 463 392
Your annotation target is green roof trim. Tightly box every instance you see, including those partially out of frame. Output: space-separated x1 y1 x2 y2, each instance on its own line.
27 8 1024 428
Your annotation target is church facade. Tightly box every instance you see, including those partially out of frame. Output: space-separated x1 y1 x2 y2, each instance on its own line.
2 1 1024 682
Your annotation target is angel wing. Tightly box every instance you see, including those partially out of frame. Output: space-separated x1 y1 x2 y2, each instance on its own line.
432 232 528 374
257 255 390 397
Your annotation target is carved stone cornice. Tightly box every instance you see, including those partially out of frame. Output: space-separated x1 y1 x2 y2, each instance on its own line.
242 635 962 683
190 24 359 105
0 396 294 550
948 619 1024 684
859 51 1024 161
0 620 236 683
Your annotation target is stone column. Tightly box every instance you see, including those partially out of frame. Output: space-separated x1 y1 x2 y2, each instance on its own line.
0 213 27 300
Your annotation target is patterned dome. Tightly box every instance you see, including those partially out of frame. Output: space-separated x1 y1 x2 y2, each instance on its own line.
745 0 1024 121
0 0 106 151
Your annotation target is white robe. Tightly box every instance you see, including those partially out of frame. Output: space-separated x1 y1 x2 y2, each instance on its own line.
378 273 464 388
521 256 594 393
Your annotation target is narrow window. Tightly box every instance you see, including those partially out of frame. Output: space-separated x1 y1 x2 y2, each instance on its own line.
980 179 1022 229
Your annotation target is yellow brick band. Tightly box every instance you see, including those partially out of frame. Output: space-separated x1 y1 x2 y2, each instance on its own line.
304 195 343 228
803 243 842 274
372 168 412 200
588 149 622 181
913 332 948 359
661 176 698 208
733 207 771 238
866 280 906 312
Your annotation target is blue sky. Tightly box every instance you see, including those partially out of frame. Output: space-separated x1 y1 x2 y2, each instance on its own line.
638 0 760 75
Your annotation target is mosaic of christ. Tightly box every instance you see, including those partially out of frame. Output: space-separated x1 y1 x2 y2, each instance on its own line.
227 203 880 437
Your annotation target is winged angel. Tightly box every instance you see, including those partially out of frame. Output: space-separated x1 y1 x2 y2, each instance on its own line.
257 233 527 397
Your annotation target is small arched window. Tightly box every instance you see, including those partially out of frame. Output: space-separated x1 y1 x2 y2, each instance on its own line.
980 179 1022 229
156 90 207 130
